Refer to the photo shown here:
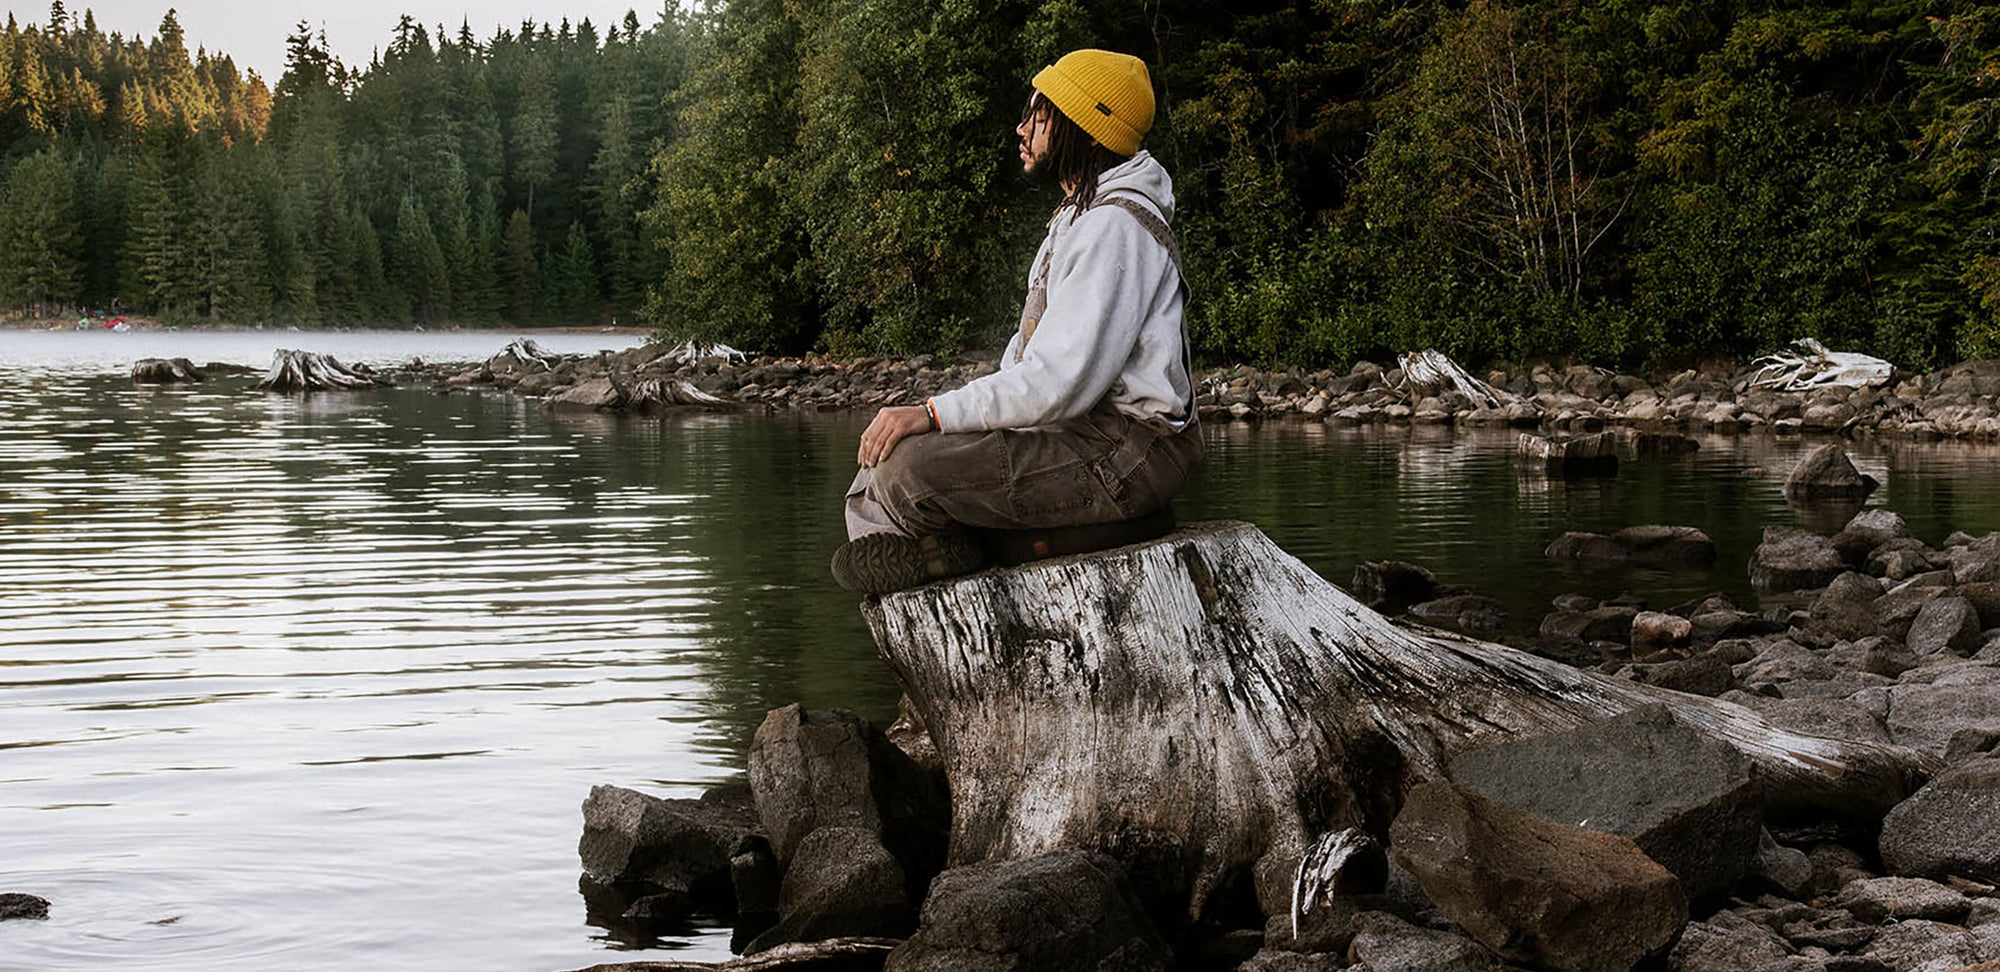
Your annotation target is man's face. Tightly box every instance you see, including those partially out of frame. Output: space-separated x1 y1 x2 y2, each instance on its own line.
1016 95 1052 178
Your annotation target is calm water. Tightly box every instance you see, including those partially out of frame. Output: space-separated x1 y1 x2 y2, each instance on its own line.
4 331 2000 972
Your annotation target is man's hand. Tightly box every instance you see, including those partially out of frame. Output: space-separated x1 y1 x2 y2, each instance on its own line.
857 404 934 467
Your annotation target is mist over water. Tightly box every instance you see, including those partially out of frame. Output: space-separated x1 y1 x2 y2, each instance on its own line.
4 331 1999 970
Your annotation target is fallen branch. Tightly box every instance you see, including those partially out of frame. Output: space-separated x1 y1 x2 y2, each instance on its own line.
1747 338 1895 392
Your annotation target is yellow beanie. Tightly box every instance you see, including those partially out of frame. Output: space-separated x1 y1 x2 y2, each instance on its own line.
1032 49 1154 157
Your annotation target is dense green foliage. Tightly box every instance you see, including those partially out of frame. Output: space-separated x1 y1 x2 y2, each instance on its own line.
3 2 1999 368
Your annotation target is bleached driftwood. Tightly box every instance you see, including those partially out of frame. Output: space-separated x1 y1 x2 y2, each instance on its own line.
664 339 749 366
625 377 733 409
501 338 564 371
256 349 383 391
864 522 1934 920
1395 349 1506 408
1748 338 1895 392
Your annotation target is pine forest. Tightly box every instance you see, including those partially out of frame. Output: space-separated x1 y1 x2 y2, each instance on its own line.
1 1 1998 372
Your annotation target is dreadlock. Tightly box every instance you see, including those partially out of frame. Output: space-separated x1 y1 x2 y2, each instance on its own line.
1021 91 1131 218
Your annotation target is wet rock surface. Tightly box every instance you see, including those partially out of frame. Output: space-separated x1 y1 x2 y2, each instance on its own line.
883 852 1172 972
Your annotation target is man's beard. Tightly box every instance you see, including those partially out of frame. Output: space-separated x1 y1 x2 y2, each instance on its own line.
1023 148 1060 187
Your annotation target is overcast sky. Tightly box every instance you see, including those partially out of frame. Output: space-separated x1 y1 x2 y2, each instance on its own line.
9 2 673 81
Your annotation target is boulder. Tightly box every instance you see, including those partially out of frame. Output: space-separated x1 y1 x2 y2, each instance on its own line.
1835 876 1972 924
1908 597 1984 656
1345 911 1503 972
1961 581 2000 629
1834 510 1915 565
1632 611 1695 656
550 376 621 409
1409 594 1508 633
1621 655 1734 696
0 893 49 920
748 705 948 897
1446 704 1760 906
1869 539 1945 580
1546 526 1718 568
1752 527 1846 592
1884 672 2000 756
1540 605 1641 644
745 826 914 953
883 852 1172 972
1389 780 1687 972
1860 919 1985 971
1876 583 1950 641
1783 444 1879 501
578 783 761 907
1518 432 1620 476
1351 561 1439 613
1755 830 1815 898
1879 758 2000 883
1667 914 1792 972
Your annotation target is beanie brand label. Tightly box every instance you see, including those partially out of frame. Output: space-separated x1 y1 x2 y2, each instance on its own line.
1095 102 1113 116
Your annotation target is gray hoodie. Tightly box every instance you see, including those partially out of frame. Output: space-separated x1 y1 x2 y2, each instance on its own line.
928 150 1191 433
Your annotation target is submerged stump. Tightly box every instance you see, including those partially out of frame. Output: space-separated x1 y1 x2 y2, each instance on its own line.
863 521 1935 921
257 349 384 391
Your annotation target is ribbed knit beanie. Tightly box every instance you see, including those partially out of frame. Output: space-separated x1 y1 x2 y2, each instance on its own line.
1031 50 1154 157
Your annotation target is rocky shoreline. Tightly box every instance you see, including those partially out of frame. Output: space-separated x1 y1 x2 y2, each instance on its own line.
390 341 2000 442
568 443 2000 972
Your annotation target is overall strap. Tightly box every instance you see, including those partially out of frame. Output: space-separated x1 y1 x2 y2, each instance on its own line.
1011 196 1197 429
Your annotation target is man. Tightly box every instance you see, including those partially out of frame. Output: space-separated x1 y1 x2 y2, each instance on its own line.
831 48 1199 594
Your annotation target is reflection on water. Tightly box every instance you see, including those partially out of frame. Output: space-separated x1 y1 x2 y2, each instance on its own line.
4 334 2000 970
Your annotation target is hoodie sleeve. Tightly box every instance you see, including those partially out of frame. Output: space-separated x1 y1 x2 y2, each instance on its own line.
929 207 1161 431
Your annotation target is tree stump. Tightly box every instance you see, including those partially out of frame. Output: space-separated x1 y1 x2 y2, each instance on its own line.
862 521 1936 920
257 349 384 391
131 357 205 384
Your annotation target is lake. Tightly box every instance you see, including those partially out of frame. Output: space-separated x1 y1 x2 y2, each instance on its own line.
3 330 1998 971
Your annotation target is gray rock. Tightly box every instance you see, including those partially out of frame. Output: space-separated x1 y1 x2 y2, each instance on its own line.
1236 950 1348 972
1860 919 1982 971
1753 527 1847 592
1971 897 2000 928
1783 443 1879 501
1869 539 1944 581
1836 876 1971 924
1876 584 1950 641
884 852 1172 972
1409 594 1508 633
1738 639 1839 690
1834 510 1914 564
577 783 761 906
746 826 914 953
1545 526 1718 567
1909 597 1984 656
1880 759 2000 883
1346 911 1502 972
1353 561 1439 613
1961 581 2000 629
550 376 621 408
1757 830 1815 898
1809 573 1887 642
1668 914 1792 972
1809 844 1873 897
1623 655 1734 696
1540 605 1641 644
748 705 948 894
0 893 49 920
1446 704 1758 906
729 837 781 916
1390 780 1686 972
1885 672 2000 756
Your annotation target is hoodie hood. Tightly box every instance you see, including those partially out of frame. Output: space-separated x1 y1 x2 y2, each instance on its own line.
1093 150 1175 222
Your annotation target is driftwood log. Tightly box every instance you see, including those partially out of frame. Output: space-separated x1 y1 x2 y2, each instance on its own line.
131 357 205 384
257 349 384 391
863 521 1936 921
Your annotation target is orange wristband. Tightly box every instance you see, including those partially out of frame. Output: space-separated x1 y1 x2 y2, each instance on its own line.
924 399 940 432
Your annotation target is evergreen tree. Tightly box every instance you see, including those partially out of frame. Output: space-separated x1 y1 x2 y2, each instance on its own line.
501 207 537 322
392 192 450 322
546 218 597 323
0 146 84 309
509 54 557 216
